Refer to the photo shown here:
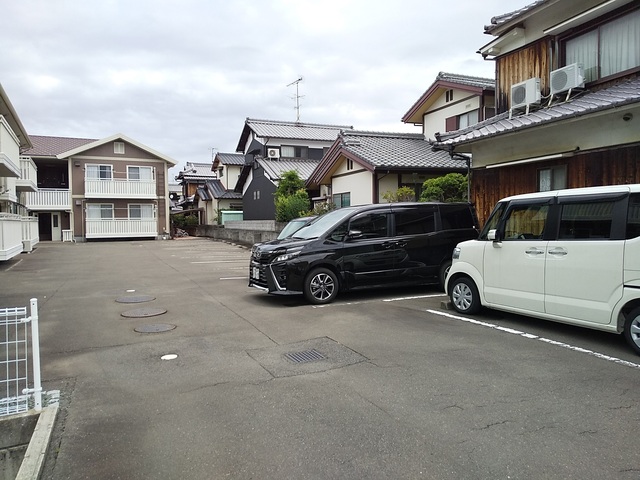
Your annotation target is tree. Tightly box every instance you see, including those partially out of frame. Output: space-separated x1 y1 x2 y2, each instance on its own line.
420 173 468 202
382 186 416 203
274 170 310 222
275 170 306 197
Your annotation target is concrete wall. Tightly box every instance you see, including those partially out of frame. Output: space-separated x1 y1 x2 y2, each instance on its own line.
194 223 287 247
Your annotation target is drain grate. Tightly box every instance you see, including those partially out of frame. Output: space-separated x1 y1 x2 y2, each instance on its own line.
284 349 326 364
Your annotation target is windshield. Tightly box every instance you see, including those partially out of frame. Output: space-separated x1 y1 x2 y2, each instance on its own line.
277 218 311 239
292 207 358 239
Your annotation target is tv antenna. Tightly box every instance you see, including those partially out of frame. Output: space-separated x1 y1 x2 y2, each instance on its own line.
287 76 304 122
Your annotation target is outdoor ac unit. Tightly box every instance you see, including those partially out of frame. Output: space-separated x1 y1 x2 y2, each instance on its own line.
511 77 541 110
267 148 280 159
550 63 584 95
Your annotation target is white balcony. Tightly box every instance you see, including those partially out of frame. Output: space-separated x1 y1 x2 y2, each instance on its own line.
84 179 156 199
16 157 38 192
21 216 39 252
85 219 158 239
0 213 23 260
24 189 71 210
0 117 21 178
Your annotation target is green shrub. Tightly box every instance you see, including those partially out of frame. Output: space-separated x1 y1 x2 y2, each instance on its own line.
420 174 468 202
275 189 311 222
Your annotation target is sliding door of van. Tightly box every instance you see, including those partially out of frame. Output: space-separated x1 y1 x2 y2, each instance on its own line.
544 196 625 325
483 201 550 314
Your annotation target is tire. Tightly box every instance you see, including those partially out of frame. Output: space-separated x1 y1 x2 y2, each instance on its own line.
450 276 481 314
304 267 339 305
623 307 640 355
439 260 452 291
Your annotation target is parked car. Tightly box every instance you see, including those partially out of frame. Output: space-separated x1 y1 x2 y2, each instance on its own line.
249 202 479 304
277 216 317 240
446 184 640 355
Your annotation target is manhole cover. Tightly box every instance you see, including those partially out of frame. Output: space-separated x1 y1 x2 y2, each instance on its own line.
284 349 326 364
116 295 156 304
134 323 176 333
121 307 167 318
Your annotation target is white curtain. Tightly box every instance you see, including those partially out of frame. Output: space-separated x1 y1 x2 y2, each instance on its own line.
566 30 598 82
600 9 640 78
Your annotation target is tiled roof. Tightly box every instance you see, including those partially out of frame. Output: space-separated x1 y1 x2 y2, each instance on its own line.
24 135 97 157
484 0 547 34
260 158 320 182
338 130 466 169
205 179 243 199
436 76 640 147
215 152 245 166
435 72 495 90
175 162 216 181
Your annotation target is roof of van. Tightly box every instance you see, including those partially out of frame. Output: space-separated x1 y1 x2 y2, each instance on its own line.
499 184 638 202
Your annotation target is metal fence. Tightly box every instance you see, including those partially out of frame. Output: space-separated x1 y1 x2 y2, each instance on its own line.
1 298 41 416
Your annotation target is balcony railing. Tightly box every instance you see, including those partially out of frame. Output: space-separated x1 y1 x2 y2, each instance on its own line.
85 219 157 239
16 158 38 192
84 179 156 199
24 189 71 210
0 213 23 260
21 216 39 252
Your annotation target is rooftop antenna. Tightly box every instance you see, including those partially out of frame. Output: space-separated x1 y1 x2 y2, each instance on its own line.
287 76 304 122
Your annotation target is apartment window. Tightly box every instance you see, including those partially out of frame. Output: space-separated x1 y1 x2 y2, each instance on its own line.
86 165 113 180
128 204 154 219
127 166 154 181
346 159 354 170
281 145 309 159
332 192 351 208
538 166 567 192
114 142 125 154
86 204 114 219
458 110 479 129
445 89 454 102
564 8 640 83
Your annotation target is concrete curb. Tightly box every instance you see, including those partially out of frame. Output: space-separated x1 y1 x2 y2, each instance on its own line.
15 405 58 480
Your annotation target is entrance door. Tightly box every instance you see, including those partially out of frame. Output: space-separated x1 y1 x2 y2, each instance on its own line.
51 213 62 241
38 213 52 241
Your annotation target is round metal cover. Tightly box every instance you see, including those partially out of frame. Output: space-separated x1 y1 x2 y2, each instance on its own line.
116 295 156 304
134 323 176 333
120 307 167 318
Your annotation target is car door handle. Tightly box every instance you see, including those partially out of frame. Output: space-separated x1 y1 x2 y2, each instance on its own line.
525 248 544 255
395 241 407 248
382 241 395 249
548 248 568 256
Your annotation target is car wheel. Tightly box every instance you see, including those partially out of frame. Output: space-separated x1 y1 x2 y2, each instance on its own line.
439 260 452 291
304 268 339 305
450 276 481 314
623 307 640 355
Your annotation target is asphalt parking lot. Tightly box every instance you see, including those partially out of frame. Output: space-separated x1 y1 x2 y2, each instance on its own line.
1 237 639 479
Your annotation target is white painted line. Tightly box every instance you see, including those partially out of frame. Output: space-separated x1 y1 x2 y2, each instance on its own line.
427 309 640 370
313 293 446 308
191 260 248 264
220 276 248 280
4 259 23 272
383 294 446 302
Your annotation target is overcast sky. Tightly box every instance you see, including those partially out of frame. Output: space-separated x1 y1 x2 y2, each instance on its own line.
2 0 513 179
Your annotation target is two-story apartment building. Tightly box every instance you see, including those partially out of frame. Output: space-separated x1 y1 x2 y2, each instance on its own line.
23 134 176 242
434 0 640 223
234 118 352 220
0 84 38 260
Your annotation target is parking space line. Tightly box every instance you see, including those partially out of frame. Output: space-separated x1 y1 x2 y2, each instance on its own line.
427 309 640 370
313 293 446 308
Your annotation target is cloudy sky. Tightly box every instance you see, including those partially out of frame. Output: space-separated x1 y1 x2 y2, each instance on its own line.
2 0 513 178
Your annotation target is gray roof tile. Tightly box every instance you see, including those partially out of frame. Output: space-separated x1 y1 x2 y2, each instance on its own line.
246 118 352 141
485 0 547 34
260 158 320 182
175 162 216 181
215 152 245 165
204 179 242 199
436 76 640 147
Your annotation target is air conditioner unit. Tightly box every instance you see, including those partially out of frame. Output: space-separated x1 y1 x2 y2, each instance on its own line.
510 77 541 110
267 148 280 159
550 63 584 95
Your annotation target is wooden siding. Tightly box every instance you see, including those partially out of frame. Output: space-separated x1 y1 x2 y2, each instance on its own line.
471 145 640 225
496 39 552 113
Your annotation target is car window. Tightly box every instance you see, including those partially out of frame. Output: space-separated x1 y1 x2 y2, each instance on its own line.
439 205 475 230
503 204 549 240
558 201 614 239
395 209 435 235
479 202 507 239
349 212 389 239
627 194 640 239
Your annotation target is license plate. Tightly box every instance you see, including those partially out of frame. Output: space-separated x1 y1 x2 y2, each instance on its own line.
252 267 260 279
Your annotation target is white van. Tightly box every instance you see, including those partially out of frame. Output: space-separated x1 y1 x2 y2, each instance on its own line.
445 184 640 355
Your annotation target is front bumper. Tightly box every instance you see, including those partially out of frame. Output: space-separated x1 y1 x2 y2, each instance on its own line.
249 260 303 295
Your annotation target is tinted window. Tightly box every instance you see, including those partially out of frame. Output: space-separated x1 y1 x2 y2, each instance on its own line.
395 209 435 235
627 194 640 239
558 201 614 239
439 205 475 230
503 204 549 240
349 213 389 238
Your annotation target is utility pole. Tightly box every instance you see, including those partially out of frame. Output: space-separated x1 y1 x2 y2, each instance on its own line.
287 76 304 122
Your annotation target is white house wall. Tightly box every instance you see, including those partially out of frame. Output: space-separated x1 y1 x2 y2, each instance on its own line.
333 169 372 206
377 174 399 202
422 95 480 139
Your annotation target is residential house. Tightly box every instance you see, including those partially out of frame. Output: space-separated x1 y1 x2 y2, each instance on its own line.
0 84 38 260
434 0 640 223
174 161 218 212
193 152 244 224
23 134 176 241
306 130 468 206
234 118 352 220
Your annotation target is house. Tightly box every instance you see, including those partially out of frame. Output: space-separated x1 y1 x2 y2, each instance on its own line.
0 84 38 260
234 118 352 220
306 130 468 206
174 161 218 211
22 134 176 242
192 152 244 224
433 0 640 223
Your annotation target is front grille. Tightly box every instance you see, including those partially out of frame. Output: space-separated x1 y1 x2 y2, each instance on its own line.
250 261 268 288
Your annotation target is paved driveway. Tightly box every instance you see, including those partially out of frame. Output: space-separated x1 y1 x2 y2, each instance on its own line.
1 238 639 479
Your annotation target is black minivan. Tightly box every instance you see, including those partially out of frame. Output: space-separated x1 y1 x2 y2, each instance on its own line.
249 202 479 304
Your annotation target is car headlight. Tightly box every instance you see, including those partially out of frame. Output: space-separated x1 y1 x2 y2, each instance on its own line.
452 247 461 260
274 250 301 263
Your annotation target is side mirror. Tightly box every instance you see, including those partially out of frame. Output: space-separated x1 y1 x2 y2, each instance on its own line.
488 229 503 242
347 229 363 240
